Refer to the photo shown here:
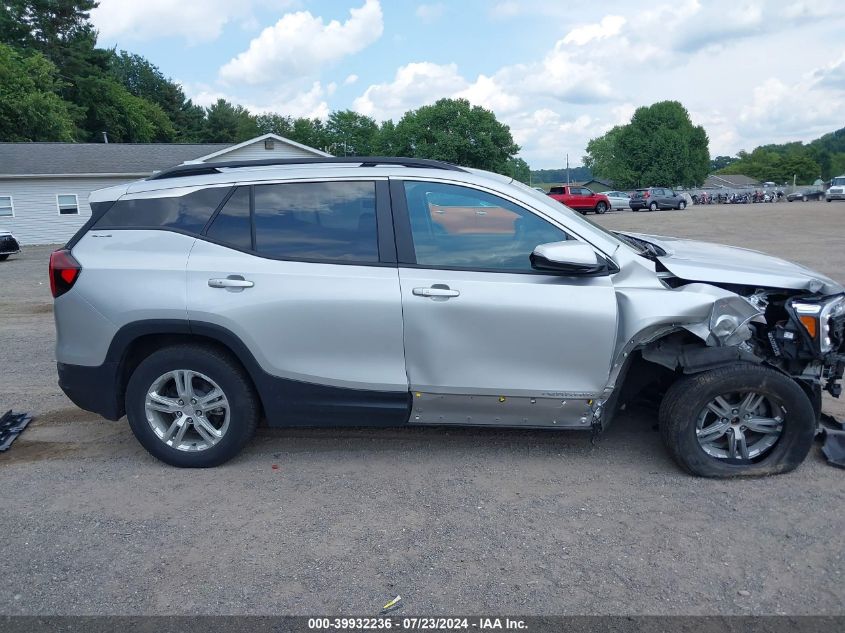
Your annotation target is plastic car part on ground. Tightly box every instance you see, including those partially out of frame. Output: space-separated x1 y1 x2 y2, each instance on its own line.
0 410 33 452
818 414 845 469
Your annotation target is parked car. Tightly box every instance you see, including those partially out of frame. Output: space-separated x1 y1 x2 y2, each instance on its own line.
629 187 688 211
604 191 631 211
825 176 845 202
52 157 844 476
547 185 611 214
0 229 20 261
787 190 825 202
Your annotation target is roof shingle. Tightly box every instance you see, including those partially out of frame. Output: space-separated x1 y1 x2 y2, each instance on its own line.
0 142 230 176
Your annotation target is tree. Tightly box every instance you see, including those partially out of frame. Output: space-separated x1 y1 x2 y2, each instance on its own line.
710 155 737 171
288 117 329 150
325 110 379 156
255 113 294 137
108 50 203 141
203 99 258 143
506 157 531 184
0 43 77 140
75 75 174 142
584 101 709 189
391 98 519 172
719 147 821 183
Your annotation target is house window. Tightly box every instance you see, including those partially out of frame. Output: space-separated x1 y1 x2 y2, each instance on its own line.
57 194 79 215
0 196 13 217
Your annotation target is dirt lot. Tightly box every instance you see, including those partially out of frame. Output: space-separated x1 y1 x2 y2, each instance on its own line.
1 200 844 616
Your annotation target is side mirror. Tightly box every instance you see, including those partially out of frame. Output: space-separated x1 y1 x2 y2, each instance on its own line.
530 241 610 276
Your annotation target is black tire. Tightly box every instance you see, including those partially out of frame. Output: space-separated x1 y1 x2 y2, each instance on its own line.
658 363 815 478
649 201 658 212
126 344 259 467
595 201 607 214
677 200 686 210
0 254 8 261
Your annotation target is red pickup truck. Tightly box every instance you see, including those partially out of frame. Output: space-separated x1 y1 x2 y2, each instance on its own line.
547 186 610 214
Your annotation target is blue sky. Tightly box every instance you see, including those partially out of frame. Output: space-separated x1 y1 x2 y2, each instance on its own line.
91 0 845 168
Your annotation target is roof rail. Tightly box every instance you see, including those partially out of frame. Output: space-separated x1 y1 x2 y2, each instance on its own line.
147 156 466 180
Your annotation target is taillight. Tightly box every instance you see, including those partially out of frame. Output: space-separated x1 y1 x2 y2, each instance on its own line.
49 249 81 298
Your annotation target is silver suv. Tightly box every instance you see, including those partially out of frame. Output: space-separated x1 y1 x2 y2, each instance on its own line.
52 157 845 476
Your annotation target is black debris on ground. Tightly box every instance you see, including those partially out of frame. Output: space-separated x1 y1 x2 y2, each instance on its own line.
818 413 845 469
0 410 33 452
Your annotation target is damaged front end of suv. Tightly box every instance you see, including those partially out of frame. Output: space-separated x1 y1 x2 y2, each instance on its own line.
596 232 845 476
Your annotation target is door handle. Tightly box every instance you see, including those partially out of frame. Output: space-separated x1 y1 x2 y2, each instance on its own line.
208 276 254 289
412 286 460 298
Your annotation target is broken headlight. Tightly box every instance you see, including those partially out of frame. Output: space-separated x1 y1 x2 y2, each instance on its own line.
792 295 845 354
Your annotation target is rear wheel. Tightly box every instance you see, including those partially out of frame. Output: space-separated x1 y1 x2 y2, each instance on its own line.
802 195 808 202
595 201 607 214
649 201 658 211
677 200 686 210
659 363 815 477
126 344 259 467
0 254 8 261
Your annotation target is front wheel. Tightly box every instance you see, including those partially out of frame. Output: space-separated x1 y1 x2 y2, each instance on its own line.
658 363 815 477
126 344 259 467
677 200 686 210
595 201 607 214
0 254 8 261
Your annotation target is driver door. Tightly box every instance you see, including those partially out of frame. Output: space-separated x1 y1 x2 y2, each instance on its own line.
391 179 618 423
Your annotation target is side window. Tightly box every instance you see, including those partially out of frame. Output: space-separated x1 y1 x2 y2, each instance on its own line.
206 187 251 250
403 181 568 272
253 181 378 263
95 186 229 233
0 195 13 217
57 194 79 215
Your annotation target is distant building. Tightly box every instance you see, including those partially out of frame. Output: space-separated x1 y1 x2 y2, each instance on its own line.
702 174 761 189
581 178 613 192
0 133 330 245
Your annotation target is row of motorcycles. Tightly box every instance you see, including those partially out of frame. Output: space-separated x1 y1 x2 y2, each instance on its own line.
692 190 784 204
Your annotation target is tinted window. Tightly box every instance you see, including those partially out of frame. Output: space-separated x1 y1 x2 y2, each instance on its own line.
253 181 378 263
95 186 229 233
404 181 568 271
206 187 251 250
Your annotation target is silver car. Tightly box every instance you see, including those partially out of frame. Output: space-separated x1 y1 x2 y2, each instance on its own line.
51 157 845 476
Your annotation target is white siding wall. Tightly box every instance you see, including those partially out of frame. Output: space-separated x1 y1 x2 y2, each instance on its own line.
204 141 324 163
0 176 133 245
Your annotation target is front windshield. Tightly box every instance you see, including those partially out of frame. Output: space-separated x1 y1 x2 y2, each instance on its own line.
833 177 845 186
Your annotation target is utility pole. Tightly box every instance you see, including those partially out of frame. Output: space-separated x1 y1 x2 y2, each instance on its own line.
566 154 570 185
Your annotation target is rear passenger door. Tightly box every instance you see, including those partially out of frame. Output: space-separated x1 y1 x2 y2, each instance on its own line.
186 179 408 424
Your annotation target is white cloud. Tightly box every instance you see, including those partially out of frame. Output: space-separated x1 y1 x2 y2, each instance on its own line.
562 15 626 46
415 3 445 23
219 0 383 85
353 62 469 120
344 74 360 86
91 0 298 44
813 51 845 90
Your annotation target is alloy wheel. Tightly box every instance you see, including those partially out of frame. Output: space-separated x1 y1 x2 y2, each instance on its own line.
695 391 785 461
144 369 230 452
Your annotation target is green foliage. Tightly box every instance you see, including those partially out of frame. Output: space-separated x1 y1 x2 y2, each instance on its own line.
585 101 710 189
326 110 379 156
718 128 845 182
710 155 737 171
0 43 76 140
202 99 259 143
506 157 531 184
75 75 175 142
392 98 520 172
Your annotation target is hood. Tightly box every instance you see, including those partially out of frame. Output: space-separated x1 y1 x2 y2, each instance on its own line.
620 232 844 295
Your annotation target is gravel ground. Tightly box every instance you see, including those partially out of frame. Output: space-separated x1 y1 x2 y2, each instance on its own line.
0 201 844 616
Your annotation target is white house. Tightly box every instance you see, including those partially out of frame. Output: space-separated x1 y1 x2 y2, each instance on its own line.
0 134 330 245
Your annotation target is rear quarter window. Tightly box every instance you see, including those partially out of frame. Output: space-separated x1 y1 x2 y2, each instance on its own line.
93 186 230 234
